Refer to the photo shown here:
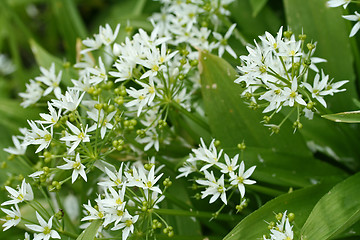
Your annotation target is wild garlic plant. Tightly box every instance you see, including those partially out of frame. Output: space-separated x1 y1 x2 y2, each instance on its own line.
1 0 248 239
235 27 348 133
177 139 255 214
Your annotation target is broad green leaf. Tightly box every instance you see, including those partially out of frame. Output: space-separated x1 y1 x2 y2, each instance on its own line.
224 184 334 240
30 39 76 86
301 172 360 240
226 147 348 188
283 0 357 112
76 219 102 240
249 0 268 17
300 115 360 170
199 51 310 156
322 110 360 123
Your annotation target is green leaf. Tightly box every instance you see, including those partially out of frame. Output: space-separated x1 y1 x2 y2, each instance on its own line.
224 184 334 240
76 219 102 240
301 172 360 240
249 0 268 17
199 51 310 156
232 147 348 188
30 39 76 86
322 110 360 123
283 0 357 112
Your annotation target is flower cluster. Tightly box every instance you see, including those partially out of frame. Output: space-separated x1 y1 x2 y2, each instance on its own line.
177 139 256 209
235 26 348 133
327 0 360 37
81 159 171 240
1 179 61 240
150 0 238 58
263 211 295 240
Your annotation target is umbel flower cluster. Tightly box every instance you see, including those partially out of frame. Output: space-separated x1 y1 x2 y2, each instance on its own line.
327 0 360 37
1 0 248 239
235 27 348 133
263 211 295 240
177 139 255 211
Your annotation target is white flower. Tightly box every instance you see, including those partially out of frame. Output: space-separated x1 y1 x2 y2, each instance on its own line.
176 161 197 179
19 80 43 108
136 127 160 151
82 34 102 54
111 211 139 240
24 120 52 153
343 11 360 37
25 212 60 240
87 57 108 85
24 232 31 240
196 171 227 204
98 164 125 188
213 23 237 58
37 102 61 126
125 80 156 117
4 136 27 155
99 23 120 46
324 79 349 95
190 138 223 172
1 204 21 231
60 121 90 153
282 78 306 107
302 72 328 107
2 179 34 205
327 0 351 9
140 165 163 194
218 154 239 174
58 153 87 183
230 161 256 198
81 198 105 222
269 211 294 240
35 63 62 99
100 186 126 210
87 109 116 139
51 89 85 112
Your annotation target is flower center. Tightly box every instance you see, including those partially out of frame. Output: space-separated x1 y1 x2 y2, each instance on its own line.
146 181 153 188
290 91 297 98
44 134 52 142
114 178 122 186
43 226 51 235
78 132 85 139
72 161 81 170
116 198 123 205
237 176 244 183
125 219 133 227
97 212 104 218
17 194 24 201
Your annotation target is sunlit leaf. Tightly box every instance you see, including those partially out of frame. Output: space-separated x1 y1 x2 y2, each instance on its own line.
301 172 360 240
322 110 360 123
224 184 334 240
